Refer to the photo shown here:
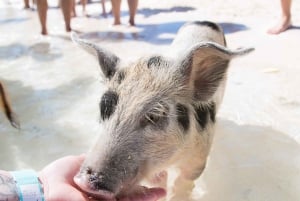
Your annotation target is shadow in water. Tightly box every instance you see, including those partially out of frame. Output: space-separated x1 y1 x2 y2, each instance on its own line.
29 42 63 61
0 43 27 60
0 42 63 61
289 25 300 31
193 119 300 201
80 21 185 45
0 77 99 170
0 17 30 24
78 21 248 45
138 6 196 18
108 6 195 19
219 22 249 34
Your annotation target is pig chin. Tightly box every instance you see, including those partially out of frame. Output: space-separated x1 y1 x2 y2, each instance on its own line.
74 173 115 200
115 176 141 198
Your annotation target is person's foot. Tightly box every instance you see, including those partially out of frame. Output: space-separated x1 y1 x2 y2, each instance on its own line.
129 18 135 26
41 28 48 35
66 26 72 32
113 20 121 25
267 16 291 34
71 9 77 17
82 10 89 17
101 11 107 18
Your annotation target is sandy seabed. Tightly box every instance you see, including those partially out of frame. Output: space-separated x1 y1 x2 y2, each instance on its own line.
1 0 300 200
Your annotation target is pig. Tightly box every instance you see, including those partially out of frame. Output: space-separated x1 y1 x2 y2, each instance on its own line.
0 81 20 129
71 21 254 200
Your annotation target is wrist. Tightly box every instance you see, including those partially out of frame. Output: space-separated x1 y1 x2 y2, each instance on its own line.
10 170 45 201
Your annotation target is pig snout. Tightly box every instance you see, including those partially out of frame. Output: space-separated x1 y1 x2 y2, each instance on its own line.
74 161 140 199
74 169 115 199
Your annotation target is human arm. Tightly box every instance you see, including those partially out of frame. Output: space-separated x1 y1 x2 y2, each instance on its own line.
1 155 165 201
39 155 166 201
0 170 19 201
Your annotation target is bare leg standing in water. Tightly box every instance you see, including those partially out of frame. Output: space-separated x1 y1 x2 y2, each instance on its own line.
80 0 87 16
79 0 106 17
36 0 72 35
24 0 30 8
71 0 77 17
60 0 72 32
127 0 138 26
24 0 35 9
111 0 138 26
101 0 107 17
267 0 292 34
111 0 121 25
36 0 48 35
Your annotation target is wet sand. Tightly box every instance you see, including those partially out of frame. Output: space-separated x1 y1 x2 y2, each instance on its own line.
1 0 300 200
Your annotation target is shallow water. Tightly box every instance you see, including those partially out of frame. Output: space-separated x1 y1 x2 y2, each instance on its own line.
1 0 300 200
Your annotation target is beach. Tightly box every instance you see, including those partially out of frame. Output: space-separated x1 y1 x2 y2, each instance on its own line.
0 0 300 200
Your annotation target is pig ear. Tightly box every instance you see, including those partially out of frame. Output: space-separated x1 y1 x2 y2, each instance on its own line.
181 42 254 101
71 32 120 79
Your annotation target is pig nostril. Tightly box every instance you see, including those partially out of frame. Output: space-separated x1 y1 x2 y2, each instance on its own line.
86 167 93 175
88 174 113 193
88 174 98 182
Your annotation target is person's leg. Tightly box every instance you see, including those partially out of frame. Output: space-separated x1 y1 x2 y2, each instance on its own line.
36 0 48 35
268 0 292 34
24 0 30 8
81 0 87 16
32 0 36 9
101 0 107 17
60 0 72 32
71 0 77 17
111 0 121 25
127 0 138 26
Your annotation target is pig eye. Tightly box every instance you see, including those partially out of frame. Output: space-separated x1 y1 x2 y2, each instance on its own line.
140 102 169 128
140 113 164 128
145 113 162 125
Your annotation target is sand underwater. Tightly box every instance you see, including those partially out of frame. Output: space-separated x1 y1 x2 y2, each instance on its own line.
1 0 300 200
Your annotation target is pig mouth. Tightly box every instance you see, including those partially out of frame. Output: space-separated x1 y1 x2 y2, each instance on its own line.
74 171 141 200
74 175 115 200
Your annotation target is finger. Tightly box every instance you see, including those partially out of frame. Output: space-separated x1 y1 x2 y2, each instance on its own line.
71 187 100 201
140 188 166 201
79 153 86 159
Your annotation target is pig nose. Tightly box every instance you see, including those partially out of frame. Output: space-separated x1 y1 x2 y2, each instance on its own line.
74 170 115 200
89 173 113 192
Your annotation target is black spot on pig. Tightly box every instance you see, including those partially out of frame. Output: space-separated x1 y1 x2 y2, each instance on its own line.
98 53 119 80
100 91 119 121
176 103 190 131
195 21 221 32
193 102 216 129
147 56 164 68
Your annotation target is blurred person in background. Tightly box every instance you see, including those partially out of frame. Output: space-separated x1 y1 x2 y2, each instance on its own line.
79 0 107 17
36 0 72 35
111 0 138 26
23 0 35 9
268 0 292 34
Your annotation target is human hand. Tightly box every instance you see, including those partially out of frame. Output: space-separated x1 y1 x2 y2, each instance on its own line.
39 155 166 201
39 155 93 201
111 187 166 201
